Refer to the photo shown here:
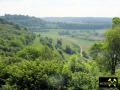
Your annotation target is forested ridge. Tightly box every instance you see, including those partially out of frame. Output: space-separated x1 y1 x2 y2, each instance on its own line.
0 14 112 31
0 17 120 90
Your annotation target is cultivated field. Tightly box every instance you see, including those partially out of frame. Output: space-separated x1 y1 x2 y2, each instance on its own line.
36 29 106 51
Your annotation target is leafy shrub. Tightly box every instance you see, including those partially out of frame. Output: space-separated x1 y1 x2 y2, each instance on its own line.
3 60 64 90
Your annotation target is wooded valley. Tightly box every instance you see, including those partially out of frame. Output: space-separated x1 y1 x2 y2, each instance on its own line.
0 15 120 90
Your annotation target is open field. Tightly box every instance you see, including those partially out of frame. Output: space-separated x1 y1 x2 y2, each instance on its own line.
36 29 106 50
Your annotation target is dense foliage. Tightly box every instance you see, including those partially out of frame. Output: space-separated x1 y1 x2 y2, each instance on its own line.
0 17 120 90
0 19 35 57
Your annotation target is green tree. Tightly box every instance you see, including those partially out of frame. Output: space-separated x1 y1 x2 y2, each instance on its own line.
64 45 74 55
55 39 62 49
3 60 64 90
17 47 41 60
112 17 120 28
105 17 120 75
89 43 103 59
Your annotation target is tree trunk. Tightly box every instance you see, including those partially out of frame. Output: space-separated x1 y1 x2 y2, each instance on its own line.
111 59 115 75
111 54 117 75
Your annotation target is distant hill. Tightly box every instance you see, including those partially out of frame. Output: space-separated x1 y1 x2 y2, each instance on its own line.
43 17 112 23
0 14 59 31
0 14 112 31
43 17 112 30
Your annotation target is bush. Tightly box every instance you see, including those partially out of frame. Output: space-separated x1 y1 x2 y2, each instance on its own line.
17 47 41 60
3 60 64 90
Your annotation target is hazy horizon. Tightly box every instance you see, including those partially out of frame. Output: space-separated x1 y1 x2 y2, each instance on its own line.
0 14 113 18
0 0 120 17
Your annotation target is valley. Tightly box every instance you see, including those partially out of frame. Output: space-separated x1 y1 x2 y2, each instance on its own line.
0 15 120 90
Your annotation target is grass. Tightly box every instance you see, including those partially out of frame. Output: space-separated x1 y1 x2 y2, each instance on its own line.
30 33 43 48
35 29 106 51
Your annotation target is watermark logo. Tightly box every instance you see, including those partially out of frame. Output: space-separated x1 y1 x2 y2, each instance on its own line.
99 77 118 88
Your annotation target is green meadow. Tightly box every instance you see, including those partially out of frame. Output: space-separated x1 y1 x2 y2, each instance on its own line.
37 29 106 50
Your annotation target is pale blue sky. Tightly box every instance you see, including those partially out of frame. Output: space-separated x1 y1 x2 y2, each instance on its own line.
0 0 120 17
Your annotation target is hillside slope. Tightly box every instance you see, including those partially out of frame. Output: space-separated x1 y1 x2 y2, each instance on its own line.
0 18 35 57
1 14 112 31
1 14 59 31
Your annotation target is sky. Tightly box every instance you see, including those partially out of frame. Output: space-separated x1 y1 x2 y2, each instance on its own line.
0 0 120 17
